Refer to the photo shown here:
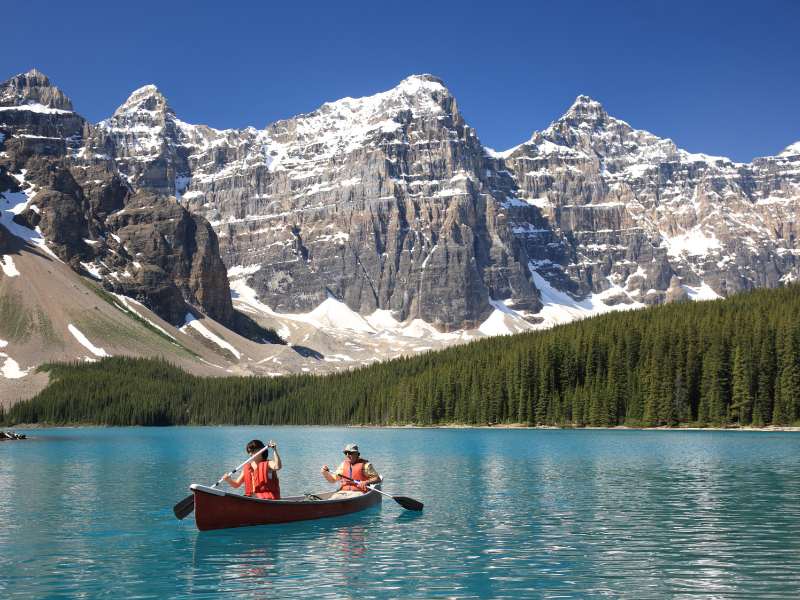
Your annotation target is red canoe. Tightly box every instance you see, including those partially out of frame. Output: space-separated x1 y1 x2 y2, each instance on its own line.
190 484 382 531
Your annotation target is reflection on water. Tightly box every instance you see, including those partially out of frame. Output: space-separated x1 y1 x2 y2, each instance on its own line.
1 427 800 598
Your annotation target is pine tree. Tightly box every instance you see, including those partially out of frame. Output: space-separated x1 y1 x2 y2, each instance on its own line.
730 345 753 424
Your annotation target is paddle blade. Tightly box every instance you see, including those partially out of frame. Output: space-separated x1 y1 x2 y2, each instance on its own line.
394 496 424 511
173 494 195 520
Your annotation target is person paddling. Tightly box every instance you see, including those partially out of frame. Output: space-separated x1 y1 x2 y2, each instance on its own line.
223 439 282 499
321 443 381 498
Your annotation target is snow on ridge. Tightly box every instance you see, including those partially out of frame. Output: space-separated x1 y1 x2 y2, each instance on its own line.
181 313 241 359
0 179 61 261
678 149 733 165
484 143 523 159
0 103 72 115
112 294 177 341
68 324 110 358
80 261 103 280
778 141 800 157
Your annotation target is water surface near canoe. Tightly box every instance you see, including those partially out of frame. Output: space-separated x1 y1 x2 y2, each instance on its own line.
1 427 799 598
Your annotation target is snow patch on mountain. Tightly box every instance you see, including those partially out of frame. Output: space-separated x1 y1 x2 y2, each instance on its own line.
0 339 31 379
0 179 61 261
662 228 722 258
683 282 721 301
529 267 645 329
0 103 72 115
0 255 19 277
68 324 110 358
479 299 534 336
181 313 241 359
0 353 31 379
778 142 800 157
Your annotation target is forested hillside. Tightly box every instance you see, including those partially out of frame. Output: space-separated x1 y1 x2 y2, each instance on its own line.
4 285 800 427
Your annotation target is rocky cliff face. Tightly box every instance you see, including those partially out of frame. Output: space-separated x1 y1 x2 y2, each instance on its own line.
498 95 800 305
87 76 538 329
4 70 800 334
0 70 236 328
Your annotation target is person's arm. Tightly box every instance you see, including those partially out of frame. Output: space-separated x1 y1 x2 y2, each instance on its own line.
223 471 246 488
361 462 381 487
268 441 281 471
321 462 341 483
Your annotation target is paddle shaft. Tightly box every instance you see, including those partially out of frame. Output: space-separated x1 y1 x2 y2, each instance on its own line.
213 445 269 488
338 474 423 511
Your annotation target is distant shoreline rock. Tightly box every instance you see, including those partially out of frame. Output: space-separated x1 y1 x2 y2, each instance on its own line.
1 430 27 440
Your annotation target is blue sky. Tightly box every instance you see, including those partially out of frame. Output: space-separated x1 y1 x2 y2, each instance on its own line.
3 1 798 161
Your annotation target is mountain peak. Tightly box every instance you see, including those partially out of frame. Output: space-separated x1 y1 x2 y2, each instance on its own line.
0 68 74 110
563 94 608 123
778 141 800 157
394 74 449 98
314 73 453 126
400 73 446 87
114 84 172 117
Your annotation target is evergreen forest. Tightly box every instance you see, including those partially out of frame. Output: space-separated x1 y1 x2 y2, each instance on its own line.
3 285 800 428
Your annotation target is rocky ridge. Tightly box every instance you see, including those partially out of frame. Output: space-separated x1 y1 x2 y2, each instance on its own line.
4 69 800 337
0 69 239 329
498 95 800 305
87 75 538 330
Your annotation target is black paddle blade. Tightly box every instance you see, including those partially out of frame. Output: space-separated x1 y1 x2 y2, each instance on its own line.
394 496 423 511
173 494 195 520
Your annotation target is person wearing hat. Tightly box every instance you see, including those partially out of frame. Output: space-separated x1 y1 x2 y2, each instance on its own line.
321 443 381 497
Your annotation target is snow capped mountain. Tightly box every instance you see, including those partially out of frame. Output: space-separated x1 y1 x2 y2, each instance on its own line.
0 68 73 111
501 94 800 303
92 75 798 334
2 68 800 391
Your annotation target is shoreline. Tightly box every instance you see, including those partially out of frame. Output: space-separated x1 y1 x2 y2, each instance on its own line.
7 422 800 432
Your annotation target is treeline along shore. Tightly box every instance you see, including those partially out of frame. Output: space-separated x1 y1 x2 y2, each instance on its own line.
3 285 800 428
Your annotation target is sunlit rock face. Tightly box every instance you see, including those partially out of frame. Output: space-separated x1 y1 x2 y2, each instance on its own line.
0 70 235 328
4 69 799 333
96 75 538 330
500 95 800 305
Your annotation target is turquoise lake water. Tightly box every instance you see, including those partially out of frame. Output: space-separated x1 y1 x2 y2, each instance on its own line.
1 427 799 598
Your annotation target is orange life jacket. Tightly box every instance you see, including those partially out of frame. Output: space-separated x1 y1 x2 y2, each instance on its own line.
244 460 280 499
339 458 369 492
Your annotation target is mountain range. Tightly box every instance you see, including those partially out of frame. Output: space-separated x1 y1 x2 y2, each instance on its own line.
1 69 798 402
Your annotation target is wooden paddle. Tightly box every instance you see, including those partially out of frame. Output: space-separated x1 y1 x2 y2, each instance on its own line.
173 445 269 520
339 474 423 511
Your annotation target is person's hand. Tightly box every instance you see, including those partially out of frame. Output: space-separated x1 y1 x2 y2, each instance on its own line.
268 440 277 449
321 465 330 474
356 480 368 492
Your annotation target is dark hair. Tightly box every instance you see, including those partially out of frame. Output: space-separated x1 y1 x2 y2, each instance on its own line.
246 439 265 454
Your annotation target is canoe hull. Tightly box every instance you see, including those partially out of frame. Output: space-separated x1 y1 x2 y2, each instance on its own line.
191 485 382 531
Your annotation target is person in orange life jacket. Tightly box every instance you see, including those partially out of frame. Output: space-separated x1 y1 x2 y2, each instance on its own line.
223 439 282 499
320 443 380 497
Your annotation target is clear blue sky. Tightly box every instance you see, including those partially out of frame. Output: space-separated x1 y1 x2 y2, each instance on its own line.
3 1 798 161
